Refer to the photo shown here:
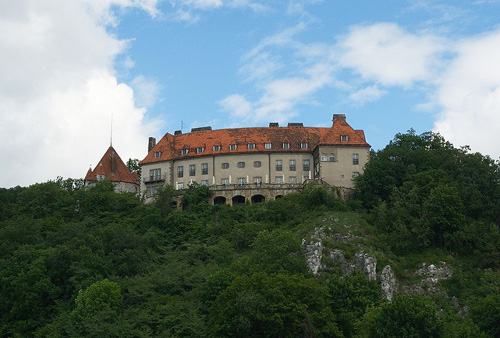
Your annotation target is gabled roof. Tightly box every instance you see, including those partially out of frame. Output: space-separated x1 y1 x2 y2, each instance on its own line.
140 116 370 165
85 146 139 185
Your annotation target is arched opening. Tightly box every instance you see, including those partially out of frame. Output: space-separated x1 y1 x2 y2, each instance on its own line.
275 195 284 200
170 201 178 209
213 196 227 205
232 195 246 206
251 194 266 204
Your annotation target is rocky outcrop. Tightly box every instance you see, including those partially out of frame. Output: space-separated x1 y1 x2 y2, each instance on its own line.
407 261 453 294
303 227 326 276
380 265 396 301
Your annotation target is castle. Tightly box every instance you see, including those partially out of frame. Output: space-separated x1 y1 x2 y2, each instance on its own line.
139 114 370 205
84 114 370 205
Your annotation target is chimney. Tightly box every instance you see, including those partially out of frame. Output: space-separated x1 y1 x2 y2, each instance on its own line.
269 122 279 127
148 137 156 152
287 123 304 127
174 130 182 135
332 114 346 126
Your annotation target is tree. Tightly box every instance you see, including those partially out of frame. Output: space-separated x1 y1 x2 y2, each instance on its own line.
126 158 141 175
209 273 341 337
358 296 442 338
68 279 123 337
328 271 381 337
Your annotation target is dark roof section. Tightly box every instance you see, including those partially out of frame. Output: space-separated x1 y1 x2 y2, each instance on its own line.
140 117 370 165
85 146 139 185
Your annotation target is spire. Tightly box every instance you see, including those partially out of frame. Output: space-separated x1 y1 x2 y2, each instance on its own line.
110 113 113 147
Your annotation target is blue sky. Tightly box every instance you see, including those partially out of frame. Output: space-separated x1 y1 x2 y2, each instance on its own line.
1 0 500 187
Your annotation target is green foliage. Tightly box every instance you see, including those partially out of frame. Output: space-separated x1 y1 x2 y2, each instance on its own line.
470 293 500 338
0 130 499 337
358 295 442 338
356 130 500 264
209 273 342 337
328 271 381 337
181 182 213 210
126 158 141 175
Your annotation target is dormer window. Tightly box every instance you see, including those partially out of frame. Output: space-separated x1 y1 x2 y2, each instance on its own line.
154 151 161 158
230 144 237 150
300 142 308 149
181 148 189 155
265 143 272 149
341 135 349 142
247 143 256 149
213 145 221 151
96 174 105 181
282 142 290 149
196 147 205 154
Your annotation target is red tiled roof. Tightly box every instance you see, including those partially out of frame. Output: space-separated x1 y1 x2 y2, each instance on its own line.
140 117 370 165
85 146 139 185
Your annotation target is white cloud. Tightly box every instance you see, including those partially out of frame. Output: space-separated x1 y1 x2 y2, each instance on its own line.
218 94 253 117
167 0 268 22
220 23 335 124
434 29 500 159
130 75 162 108
349 86 387 104
338 23 447 86
0 0 161 187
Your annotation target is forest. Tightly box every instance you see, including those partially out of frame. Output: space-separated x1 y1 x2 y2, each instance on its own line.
0 130 499 337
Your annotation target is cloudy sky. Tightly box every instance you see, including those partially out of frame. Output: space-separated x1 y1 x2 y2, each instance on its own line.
1 0 500 187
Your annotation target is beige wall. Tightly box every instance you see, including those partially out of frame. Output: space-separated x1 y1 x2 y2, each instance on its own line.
140 146 369 198
141 161 172 200
316 146 370 188
169 152 314 187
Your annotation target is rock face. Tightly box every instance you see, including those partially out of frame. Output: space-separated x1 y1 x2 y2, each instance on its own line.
380 265 396 301
410 261 453 293
355 252 377 281
303 228 326 276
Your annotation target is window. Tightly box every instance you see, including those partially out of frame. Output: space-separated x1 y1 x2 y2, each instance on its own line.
341 135 349 142
265 143 272 149
247 143 256 149
353 153 359 165
221 163 229 169
303 159 310 171
221 178 229 185
282 142 290 149
352 172 360 178
276 159 282 171
177 166 184 178
96 174 105 181
201 163 208 175
230 144 237 150
150 168 161 180
181 148 189 155
275 176 283 184
154 151 161 158
289 159 296 171
201 180 208 186
189 164 196 176
147 186 160 197
321 153 327 161
289 176 297 184
237 177 246 185
213 145 221 151
300 142 308 149
254 161 261 168
237 162 245 168
196 147 205 154
176 182 184 190
253 177 262 184
329 153 336 162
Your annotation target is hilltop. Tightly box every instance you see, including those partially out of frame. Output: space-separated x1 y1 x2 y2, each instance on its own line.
0 130 499 337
